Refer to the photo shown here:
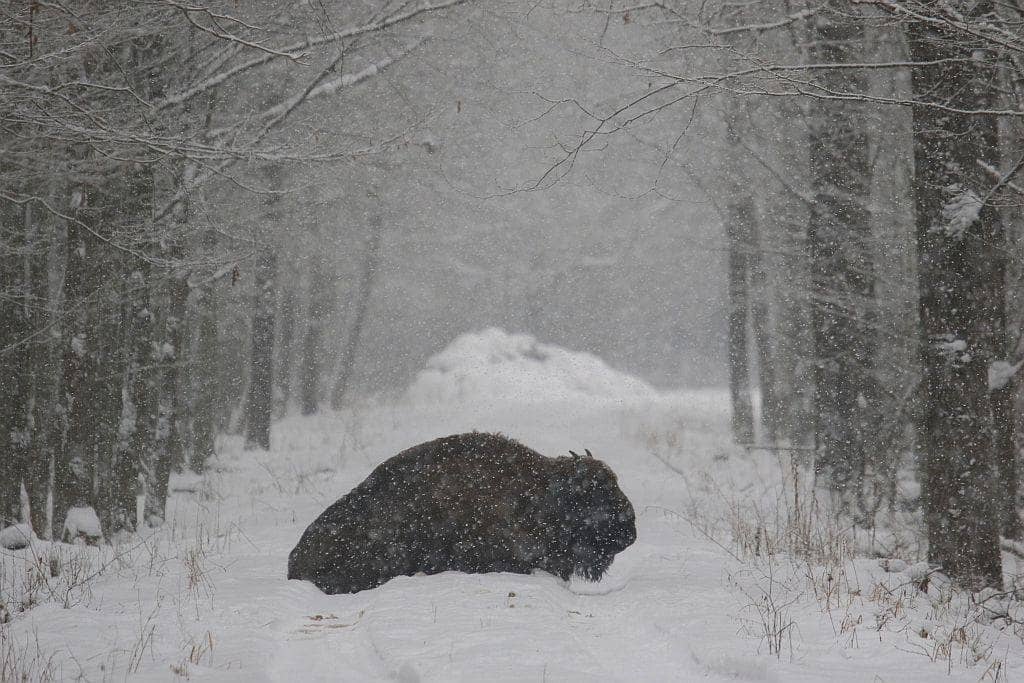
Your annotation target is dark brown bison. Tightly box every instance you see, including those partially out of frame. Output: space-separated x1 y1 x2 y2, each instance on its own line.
287 432 637 594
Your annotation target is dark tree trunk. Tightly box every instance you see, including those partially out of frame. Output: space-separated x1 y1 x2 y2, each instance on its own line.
331 217 382 411
723 109 755 445
54 211 114 542
191 289 219 471
0 200 31 532
300 258 334 415
276 286 299 416
142 267 188 526
908 0 1004 589
245 249 277 451
24 202 61 537
299 310 323 415
749 241 781 442
806 3 876 507
107 269 152 536
993 379 1020 538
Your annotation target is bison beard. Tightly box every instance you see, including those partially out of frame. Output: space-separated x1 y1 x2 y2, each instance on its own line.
287 432 637 594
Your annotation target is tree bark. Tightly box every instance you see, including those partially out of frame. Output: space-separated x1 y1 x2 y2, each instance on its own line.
722 108 755 445
0 199 31 532
806 3 876 507
749 239 781 442
54 208 113 542
191 289 219 472
331 216 383 411
276 286 299 416
908 0 1004 589
300 257 334 415
245 249 277 450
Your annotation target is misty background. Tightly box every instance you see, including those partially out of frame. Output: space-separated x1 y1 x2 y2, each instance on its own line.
224 5 729 399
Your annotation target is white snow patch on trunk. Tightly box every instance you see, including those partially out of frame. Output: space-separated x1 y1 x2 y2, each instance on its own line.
989 360 1023 390
939 186 983 238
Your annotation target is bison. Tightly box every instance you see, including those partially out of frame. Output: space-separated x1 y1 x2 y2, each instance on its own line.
287 432 637 594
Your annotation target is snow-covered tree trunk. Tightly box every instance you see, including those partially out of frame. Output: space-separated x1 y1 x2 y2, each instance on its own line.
908 0 1004 589
806 3 876 506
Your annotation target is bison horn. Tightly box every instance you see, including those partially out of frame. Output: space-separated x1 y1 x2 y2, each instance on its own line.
569 450 580 458
584 449 593 458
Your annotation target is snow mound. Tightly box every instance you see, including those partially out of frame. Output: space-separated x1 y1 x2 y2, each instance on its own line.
406 328 657 405
63 506 102 542
0 523 33 550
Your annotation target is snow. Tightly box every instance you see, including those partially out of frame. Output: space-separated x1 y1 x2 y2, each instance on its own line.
940 186 983 238
0 523 33 550
407 327 657 405
63 506 102 541
2 330 1023 681
989 359 1022 390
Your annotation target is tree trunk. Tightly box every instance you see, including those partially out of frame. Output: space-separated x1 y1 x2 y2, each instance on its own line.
300 258 334 415
749 240 781 442
108 269 153 536
191 286 220 471
806 3 876 507
331 217 383 411
722 108 755 445
0 200 31 532
24 202 62 538
275 286 299 416
908 0 1004 589
142 267 187 526
54 208 112 542
993 379 1020 538
245 249 277 450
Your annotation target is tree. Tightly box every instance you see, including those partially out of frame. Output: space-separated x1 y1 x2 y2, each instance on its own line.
907 0 1006 589
1 0 476 539
722 107 756 445
804 1 877 510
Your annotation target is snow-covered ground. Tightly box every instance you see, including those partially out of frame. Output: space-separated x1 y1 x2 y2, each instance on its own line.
3 329 1023 681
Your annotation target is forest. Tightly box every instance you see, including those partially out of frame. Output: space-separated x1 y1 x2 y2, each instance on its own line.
3 0 1024 679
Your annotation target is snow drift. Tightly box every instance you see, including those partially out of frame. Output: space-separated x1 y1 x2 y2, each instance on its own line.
406 328 658 406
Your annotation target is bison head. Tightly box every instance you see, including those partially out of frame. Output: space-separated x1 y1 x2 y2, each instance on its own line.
546 450 636 581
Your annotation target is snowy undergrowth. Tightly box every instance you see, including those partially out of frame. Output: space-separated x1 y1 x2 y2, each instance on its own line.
3 329 1024 681
628 400 1024 680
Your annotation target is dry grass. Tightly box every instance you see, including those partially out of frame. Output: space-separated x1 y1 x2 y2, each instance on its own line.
635 416 1024 675
0 625 56 682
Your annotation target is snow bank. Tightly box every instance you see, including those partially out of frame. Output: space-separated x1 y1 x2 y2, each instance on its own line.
63 506 102 541
0 522 33 550
406 328 658 406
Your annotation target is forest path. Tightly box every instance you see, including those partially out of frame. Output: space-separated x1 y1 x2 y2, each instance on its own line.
204 398 752 682
6 394 1020 681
